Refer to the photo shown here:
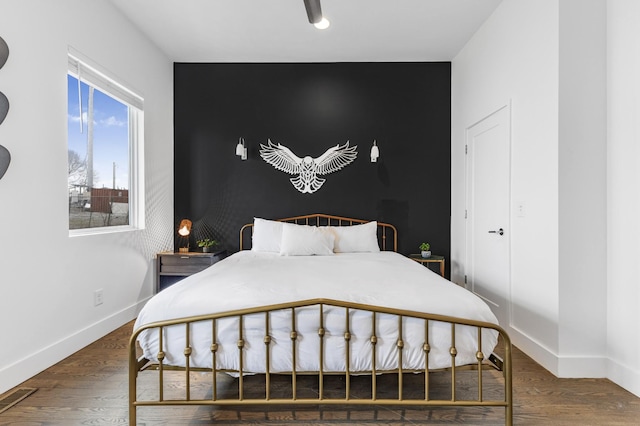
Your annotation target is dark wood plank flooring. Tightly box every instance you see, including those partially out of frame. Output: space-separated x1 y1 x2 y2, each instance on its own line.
1 321 639 425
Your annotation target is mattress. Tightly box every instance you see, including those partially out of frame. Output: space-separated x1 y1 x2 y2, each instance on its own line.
134 251 499 373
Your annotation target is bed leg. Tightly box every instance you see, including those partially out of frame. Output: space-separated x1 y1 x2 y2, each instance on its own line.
129 337 141 425
504 339 513 426
129 369 137 425
129 405 136 425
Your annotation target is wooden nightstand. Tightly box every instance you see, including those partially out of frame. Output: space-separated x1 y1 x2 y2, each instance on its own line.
408 254 445 277
156 250 227 293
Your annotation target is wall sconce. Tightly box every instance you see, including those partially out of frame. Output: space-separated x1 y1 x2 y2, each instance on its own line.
235 137 247 160
370 140 380 163
177 218 192 253
304 0 330 29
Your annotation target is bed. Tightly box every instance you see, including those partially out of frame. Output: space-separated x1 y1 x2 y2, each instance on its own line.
129 214 512 424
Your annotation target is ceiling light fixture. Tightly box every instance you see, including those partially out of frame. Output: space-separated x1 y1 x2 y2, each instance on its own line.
304 0 330 29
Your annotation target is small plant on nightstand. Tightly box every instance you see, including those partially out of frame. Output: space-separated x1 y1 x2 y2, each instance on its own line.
419 242 431 258
196 238 218 253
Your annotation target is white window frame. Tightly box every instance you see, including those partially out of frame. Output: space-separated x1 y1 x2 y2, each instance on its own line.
67 48 145 236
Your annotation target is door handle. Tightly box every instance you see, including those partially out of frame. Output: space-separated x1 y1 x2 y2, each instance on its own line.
488 228 504 235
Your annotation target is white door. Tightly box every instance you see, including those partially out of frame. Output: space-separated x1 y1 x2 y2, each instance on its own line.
466 105 511 327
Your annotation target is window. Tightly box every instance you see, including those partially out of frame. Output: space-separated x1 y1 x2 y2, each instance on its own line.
67 51 144 233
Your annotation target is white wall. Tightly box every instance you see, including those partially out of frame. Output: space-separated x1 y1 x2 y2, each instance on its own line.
451 0 562 371
0 0 173 394
453 0 640 397
557 0 607 376
607 0 640 397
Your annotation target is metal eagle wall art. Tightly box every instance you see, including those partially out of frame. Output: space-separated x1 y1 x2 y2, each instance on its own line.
259 139 357 194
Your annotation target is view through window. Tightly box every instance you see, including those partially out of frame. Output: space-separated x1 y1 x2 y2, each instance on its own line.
67 55 142 231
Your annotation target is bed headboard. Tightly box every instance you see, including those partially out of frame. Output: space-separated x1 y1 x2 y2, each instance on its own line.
240 213 398 252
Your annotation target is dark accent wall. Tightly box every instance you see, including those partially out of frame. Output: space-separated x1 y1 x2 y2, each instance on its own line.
174 62 451 274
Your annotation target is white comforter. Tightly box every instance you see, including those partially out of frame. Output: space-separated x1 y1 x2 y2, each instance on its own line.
135 251 499 373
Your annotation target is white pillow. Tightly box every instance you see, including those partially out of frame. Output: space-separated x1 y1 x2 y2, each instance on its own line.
279 223 335 256
251 218 284 253
329 221 380 253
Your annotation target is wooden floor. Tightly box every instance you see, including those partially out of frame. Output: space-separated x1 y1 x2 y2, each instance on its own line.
1 321 639 425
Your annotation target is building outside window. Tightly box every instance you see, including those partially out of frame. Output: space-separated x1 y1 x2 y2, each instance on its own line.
67 51 144 233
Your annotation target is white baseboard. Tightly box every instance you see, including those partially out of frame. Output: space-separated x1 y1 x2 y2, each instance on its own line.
508 325 559 375
508 324 640 397
607 357 640 398
509 325 608 378
0 298 149 395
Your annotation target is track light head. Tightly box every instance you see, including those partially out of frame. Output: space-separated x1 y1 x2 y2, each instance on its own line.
303 0 323 24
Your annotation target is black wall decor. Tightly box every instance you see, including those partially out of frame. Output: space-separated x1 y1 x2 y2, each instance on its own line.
0 144 10 180
174 62 451 274
0 91 8 126
0 35 8 69
0 35 9 181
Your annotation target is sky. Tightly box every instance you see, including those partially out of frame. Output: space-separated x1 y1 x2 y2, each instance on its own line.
67 74 129 190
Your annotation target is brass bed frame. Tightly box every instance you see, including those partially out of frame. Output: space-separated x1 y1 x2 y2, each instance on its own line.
129 214 513 424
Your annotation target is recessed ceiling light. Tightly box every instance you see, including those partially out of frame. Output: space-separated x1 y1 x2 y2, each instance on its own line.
314 17 330 30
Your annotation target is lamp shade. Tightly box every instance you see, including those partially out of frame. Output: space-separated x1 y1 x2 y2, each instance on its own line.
177 219 192 236
235 137 247 160
370 140 380 162
235 139 244 156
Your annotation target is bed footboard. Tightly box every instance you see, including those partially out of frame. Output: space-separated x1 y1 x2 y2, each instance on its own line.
129 298 512 425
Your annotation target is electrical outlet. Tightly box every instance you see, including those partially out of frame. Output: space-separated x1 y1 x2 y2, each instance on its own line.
94 289 104 306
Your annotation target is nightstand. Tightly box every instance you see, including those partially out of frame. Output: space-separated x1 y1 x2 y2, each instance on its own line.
156 250 227 292
408 254 445 277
